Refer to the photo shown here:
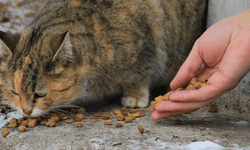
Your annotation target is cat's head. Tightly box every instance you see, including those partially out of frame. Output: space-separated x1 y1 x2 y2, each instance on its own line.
0 29 82 117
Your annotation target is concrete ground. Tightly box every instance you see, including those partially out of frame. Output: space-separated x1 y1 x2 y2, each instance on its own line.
0 102 250 150
0 0 250 149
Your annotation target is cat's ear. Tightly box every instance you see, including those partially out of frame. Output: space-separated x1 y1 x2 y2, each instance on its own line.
0 31 19 70
51 32 75 64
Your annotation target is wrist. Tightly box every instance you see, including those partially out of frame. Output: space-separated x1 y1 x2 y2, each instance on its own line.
243 8 250 14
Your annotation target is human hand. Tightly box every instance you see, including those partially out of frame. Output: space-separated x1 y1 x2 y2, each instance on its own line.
151 9 250 120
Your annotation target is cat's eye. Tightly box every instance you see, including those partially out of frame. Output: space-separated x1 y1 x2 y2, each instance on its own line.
34 93 47 99
11 90 19 95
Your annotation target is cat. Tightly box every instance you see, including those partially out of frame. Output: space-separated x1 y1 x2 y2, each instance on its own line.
0 0 207 117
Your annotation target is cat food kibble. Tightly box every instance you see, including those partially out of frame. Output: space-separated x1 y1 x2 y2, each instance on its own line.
101 113 110 120
77 108 85 114
115 123 123 128
46 119 56 127
18 125 27 132
124 117 133 123
28 119 37 127
9 118 17 124
129 109 137 114
64 119 74 123
121 111 128 116
128 115 136 120
104 120 112 125
1 128 9 137
51 116 60 122
21 120 29 126
75 114 84 121
163 92 171 100
137 125 144 133
113 109 121 114
151 75 210 110
121 107 127 112
155 95 163 103
201 75 210 83
7 123 17 128
94 113 102 118
18 118 24 124
75 121 82 127
116 114 124 121
40 119 48 125
129 113 141 118
2 105 149 136
150 101 157 110
58 113 68 120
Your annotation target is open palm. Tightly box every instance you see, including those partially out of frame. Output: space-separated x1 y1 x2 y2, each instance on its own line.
151 9 250 120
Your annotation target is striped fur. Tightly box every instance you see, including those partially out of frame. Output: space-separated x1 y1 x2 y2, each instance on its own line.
0 0 207 117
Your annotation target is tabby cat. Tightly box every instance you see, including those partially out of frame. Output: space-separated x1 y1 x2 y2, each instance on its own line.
0 0 207 117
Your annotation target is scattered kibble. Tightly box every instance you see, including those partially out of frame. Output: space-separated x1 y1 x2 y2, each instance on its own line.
46 119 56 127
121 111 128 116
9 118 17 124
124 117 133 123
75 114 84 121
21 120 29 126
8 123 17 128
129 113 141 118
77 108 85 114
1 128 9 137
18 118 24 124
75 121 82 127
209 104 217 113
116 114 124 121
121 107 127 112
51 116 60 122
101 113 110 120
18 125 27 132
94 113 102 118
113 109 121 115
40 119 48 125
64 119 74 123
104 120 112 125
129 109 137 114
137 125 144 133
115 123 123 128
128 115 136 120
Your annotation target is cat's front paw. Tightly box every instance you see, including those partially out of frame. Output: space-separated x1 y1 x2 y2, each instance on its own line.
121 96 148 108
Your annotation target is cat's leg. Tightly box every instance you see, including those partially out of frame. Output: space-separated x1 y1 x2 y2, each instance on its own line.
121 81 150 108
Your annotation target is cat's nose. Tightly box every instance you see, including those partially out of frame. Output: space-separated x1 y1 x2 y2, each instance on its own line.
23 109 32 116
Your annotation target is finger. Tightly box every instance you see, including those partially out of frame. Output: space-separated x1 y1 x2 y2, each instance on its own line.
149 106 154 112
170 40 204 90
155 99 213 113
151 111 173 120
151 109 196 120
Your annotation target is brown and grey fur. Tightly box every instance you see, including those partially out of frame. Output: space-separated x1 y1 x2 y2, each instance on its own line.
0 0 207 117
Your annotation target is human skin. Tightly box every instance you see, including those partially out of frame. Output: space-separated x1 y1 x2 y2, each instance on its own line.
151 9 250 120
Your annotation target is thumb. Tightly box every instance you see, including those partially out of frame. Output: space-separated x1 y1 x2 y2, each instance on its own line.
170 40 203 90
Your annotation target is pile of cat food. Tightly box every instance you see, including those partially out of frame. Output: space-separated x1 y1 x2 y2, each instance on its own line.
1 107 146 137
151 75 210 110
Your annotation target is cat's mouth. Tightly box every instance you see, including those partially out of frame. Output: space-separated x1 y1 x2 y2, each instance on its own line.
20 107 45 117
